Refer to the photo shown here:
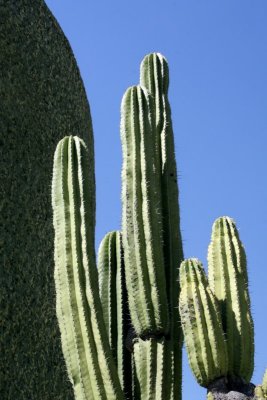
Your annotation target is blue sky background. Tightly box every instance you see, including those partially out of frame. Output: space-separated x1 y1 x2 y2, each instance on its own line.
45 1 267 398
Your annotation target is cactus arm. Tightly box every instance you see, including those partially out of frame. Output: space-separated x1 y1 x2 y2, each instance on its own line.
98 231 132 398
179 259 228 388
140 53 183 400
121 85 169 336
52 136 123 400
207 217 254 382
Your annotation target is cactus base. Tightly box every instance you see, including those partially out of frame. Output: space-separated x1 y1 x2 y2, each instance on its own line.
207 377 256 400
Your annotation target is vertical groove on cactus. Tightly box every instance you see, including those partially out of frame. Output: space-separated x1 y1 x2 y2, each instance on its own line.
98 231 132 398
52 136 123 400
179 259 228 388
133 338 174 400
121 85 169 336
207 217 254 382
98 231 118 357
140 53 184 399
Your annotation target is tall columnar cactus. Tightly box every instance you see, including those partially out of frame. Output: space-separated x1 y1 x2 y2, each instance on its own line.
52 54 265 400
120 84 169 336
180 217 257 400
52 136 123 400
208 217 254 382
120 53 184 399
140 54 184 397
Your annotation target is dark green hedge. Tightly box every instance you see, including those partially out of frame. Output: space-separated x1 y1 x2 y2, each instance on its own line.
0 1 94 398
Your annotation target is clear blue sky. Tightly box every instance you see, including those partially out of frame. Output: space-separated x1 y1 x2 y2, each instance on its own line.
45 1 267 398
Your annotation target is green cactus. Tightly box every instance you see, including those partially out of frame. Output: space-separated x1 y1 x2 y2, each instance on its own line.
263 370 267 396
180 217 257 400
52 136 123 400
179 258 228 387
51 53 265 400
208 217 254 382
98 231 132 398
52 53 184 400
255 369 267 399
120 84 168 336
140 53 183 397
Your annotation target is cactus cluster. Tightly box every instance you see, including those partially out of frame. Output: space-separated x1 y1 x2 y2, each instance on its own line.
179 217 264 400
51 54 265 399
52 53 183 400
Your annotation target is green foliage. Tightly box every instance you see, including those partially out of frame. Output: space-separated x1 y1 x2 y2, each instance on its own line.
1 1 93 398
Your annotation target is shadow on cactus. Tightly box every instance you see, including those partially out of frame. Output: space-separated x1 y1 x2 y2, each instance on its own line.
51 54 265 399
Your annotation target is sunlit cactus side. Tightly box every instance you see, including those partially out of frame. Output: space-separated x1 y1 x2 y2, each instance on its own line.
207 216 254 382
263 370 267 396
140 53 184 398
179 259 228 388
52 136 123 400
98 231 132 398
120 84 169 336
255 369 267 399
132 337 175 400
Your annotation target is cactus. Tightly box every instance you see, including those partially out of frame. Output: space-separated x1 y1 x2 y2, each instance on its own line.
98 231 132 398
179 259 228 387
208 217 254 382
255 369 267 399
120 53 183 399
140 54 184 397
52 136 123 400
180 217 257 400
120 84 169 336
51 53 265 400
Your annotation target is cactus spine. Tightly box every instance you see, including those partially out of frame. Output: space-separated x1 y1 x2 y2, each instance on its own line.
207 217 254 382
179 259 228 387
52 136 123 400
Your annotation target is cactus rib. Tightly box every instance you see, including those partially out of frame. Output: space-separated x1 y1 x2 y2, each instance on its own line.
52 136 123 400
